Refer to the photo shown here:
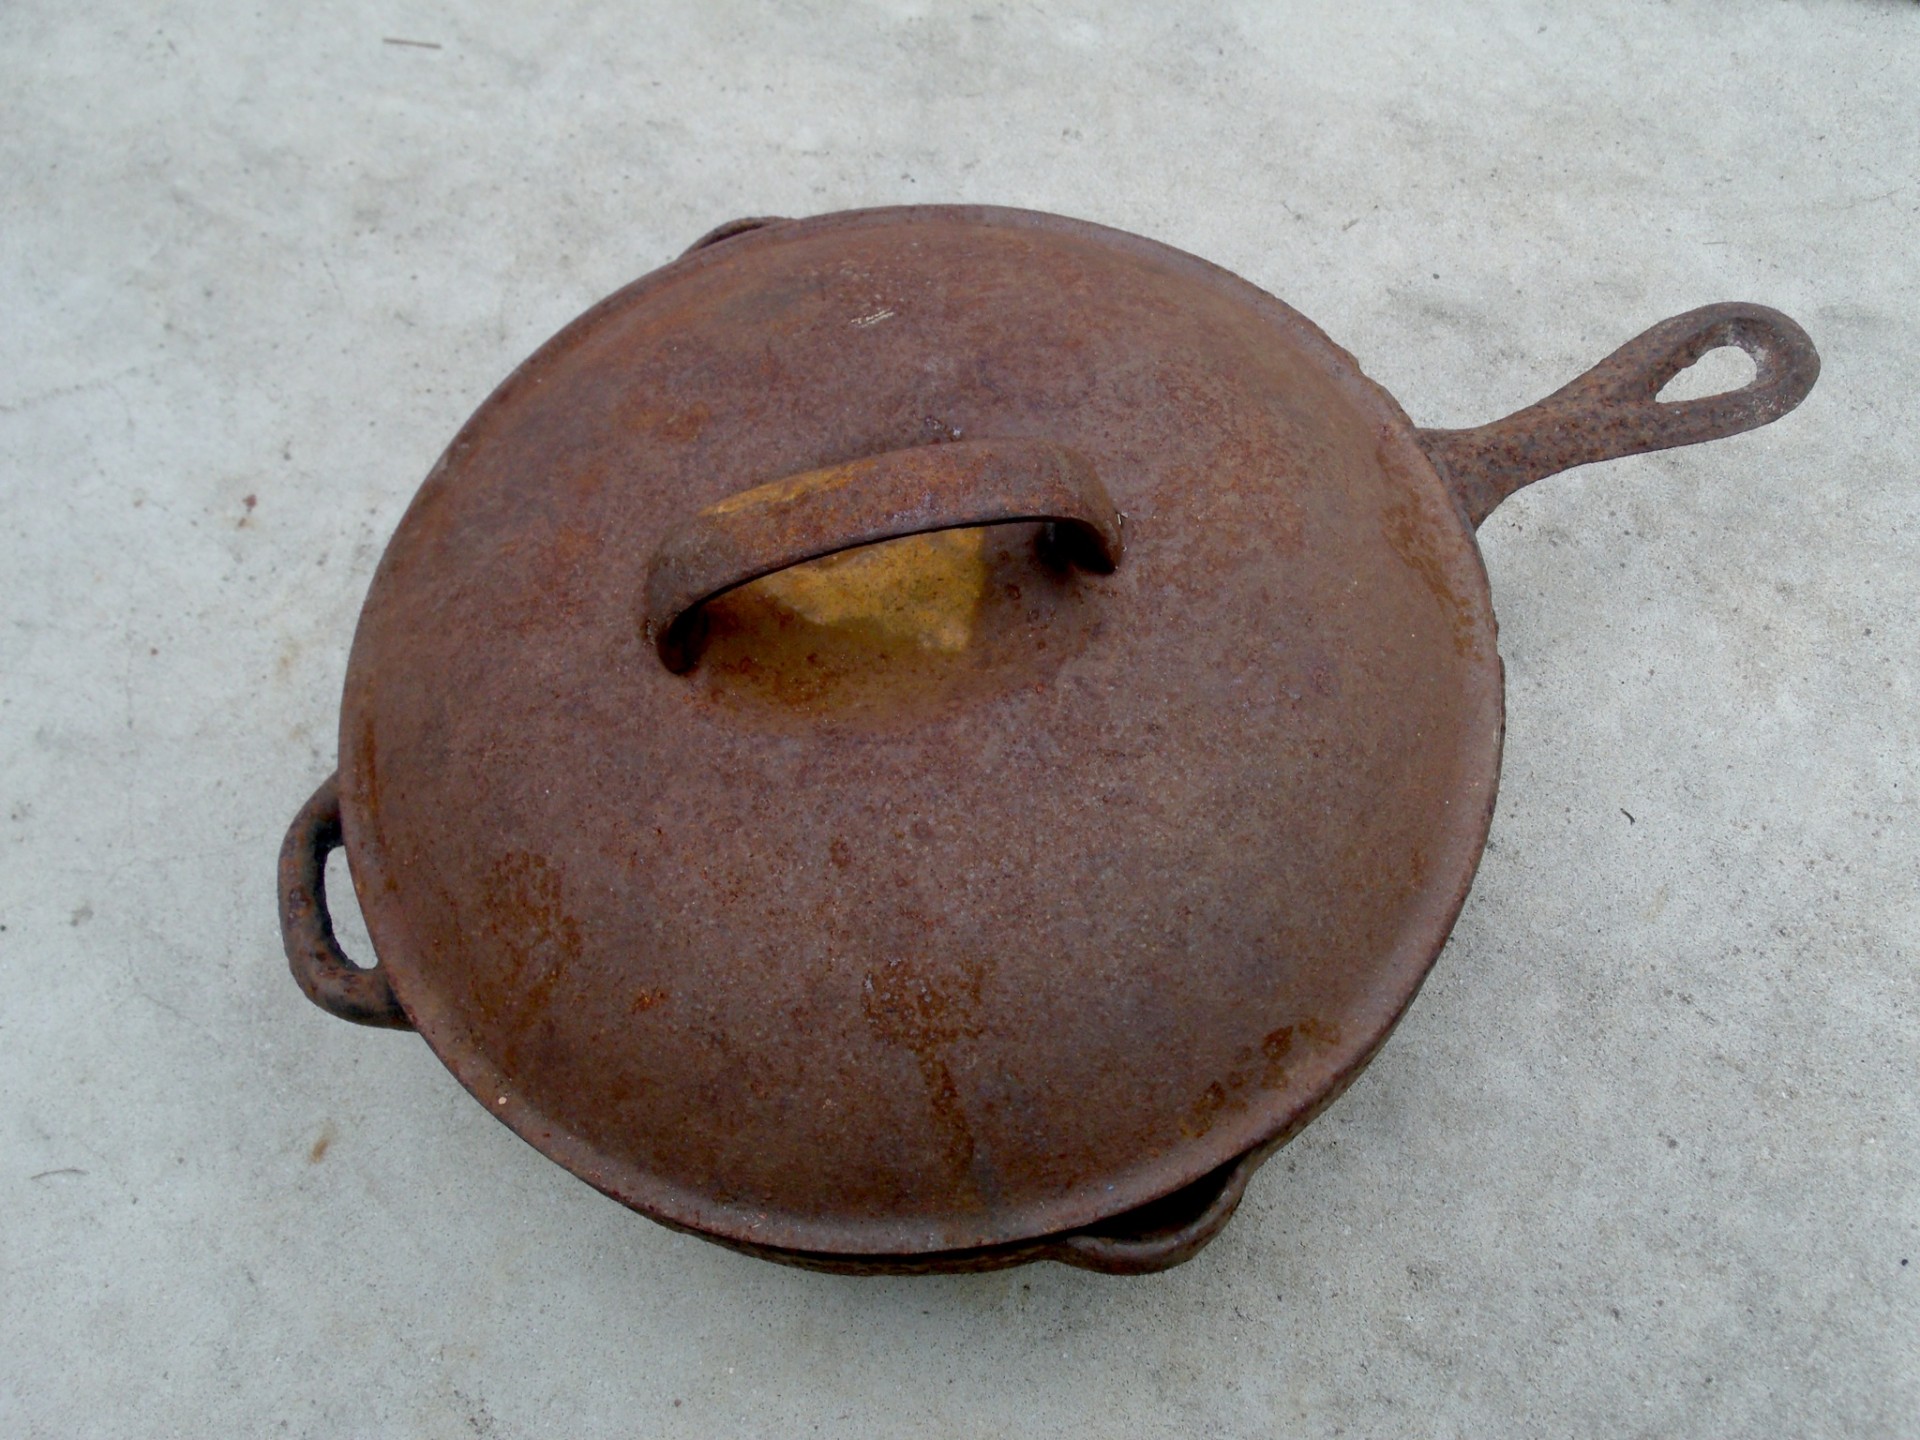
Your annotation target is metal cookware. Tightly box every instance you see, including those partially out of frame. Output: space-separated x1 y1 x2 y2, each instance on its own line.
279 206 1818 1273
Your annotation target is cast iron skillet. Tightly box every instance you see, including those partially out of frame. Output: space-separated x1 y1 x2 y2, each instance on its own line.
279 207 1817 1273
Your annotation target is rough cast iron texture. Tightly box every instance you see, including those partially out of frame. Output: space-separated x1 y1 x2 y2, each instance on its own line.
279 206 1818 1273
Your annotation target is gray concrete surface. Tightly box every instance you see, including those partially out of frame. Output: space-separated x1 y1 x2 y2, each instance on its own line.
3 1 1916 1435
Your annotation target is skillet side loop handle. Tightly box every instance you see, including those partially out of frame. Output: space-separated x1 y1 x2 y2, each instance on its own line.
1417 302 1820 529
279 773 412 1029
679 215 789 256
1043 1149 1262 1275
643 437 1124 674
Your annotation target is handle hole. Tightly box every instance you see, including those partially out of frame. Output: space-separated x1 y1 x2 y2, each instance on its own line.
324 847 377 970
1657 343 1757 403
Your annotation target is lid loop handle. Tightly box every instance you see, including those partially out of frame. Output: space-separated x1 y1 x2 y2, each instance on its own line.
643 437 1123 673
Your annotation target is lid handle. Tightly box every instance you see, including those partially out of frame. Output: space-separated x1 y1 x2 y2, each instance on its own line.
643 437 1123 673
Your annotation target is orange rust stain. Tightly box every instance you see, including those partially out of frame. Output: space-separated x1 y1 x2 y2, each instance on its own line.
354 713 387 844
1380 494 1478 660
1191 1016 1347 1133
861 955 987 1185
707 454 859 516
631 401 712 444
493 522 607 635
1261 1025 1296 1086
656 403 711 443
1183 1080 1232 1138
480 851 583 1024
1298 1016 1343 1046
547 524 602 569
629 988 669 1014
1406 843 1428 893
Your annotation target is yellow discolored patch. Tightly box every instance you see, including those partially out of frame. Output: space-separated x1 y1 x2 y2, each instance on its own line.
694 522 1092 728
705 460 858 516
750 528 989 654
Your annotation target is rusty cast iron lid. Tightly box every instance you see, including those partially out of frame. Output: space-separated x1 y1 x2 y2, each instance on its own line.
333 206 1505 1256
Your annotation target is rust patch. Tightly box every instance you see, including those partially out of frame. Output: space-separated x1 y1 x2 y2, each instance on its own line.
1190 1016 1348 1136
617 395 715 446
481 851 582 1022
1380 488 1478 660
1298 1017 1342 1046
1260 1025 1295 1086
1183 1081 1232 1138
862 955 987 1183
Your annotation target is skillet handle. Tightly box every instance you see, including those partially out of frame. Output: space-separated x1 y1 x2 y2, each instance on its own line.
279 773 412 1029
1416 302 1819 529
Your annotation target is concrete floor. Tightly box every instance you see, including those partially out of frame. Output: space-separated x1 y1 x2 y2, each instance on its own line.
3 2 1916 1435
